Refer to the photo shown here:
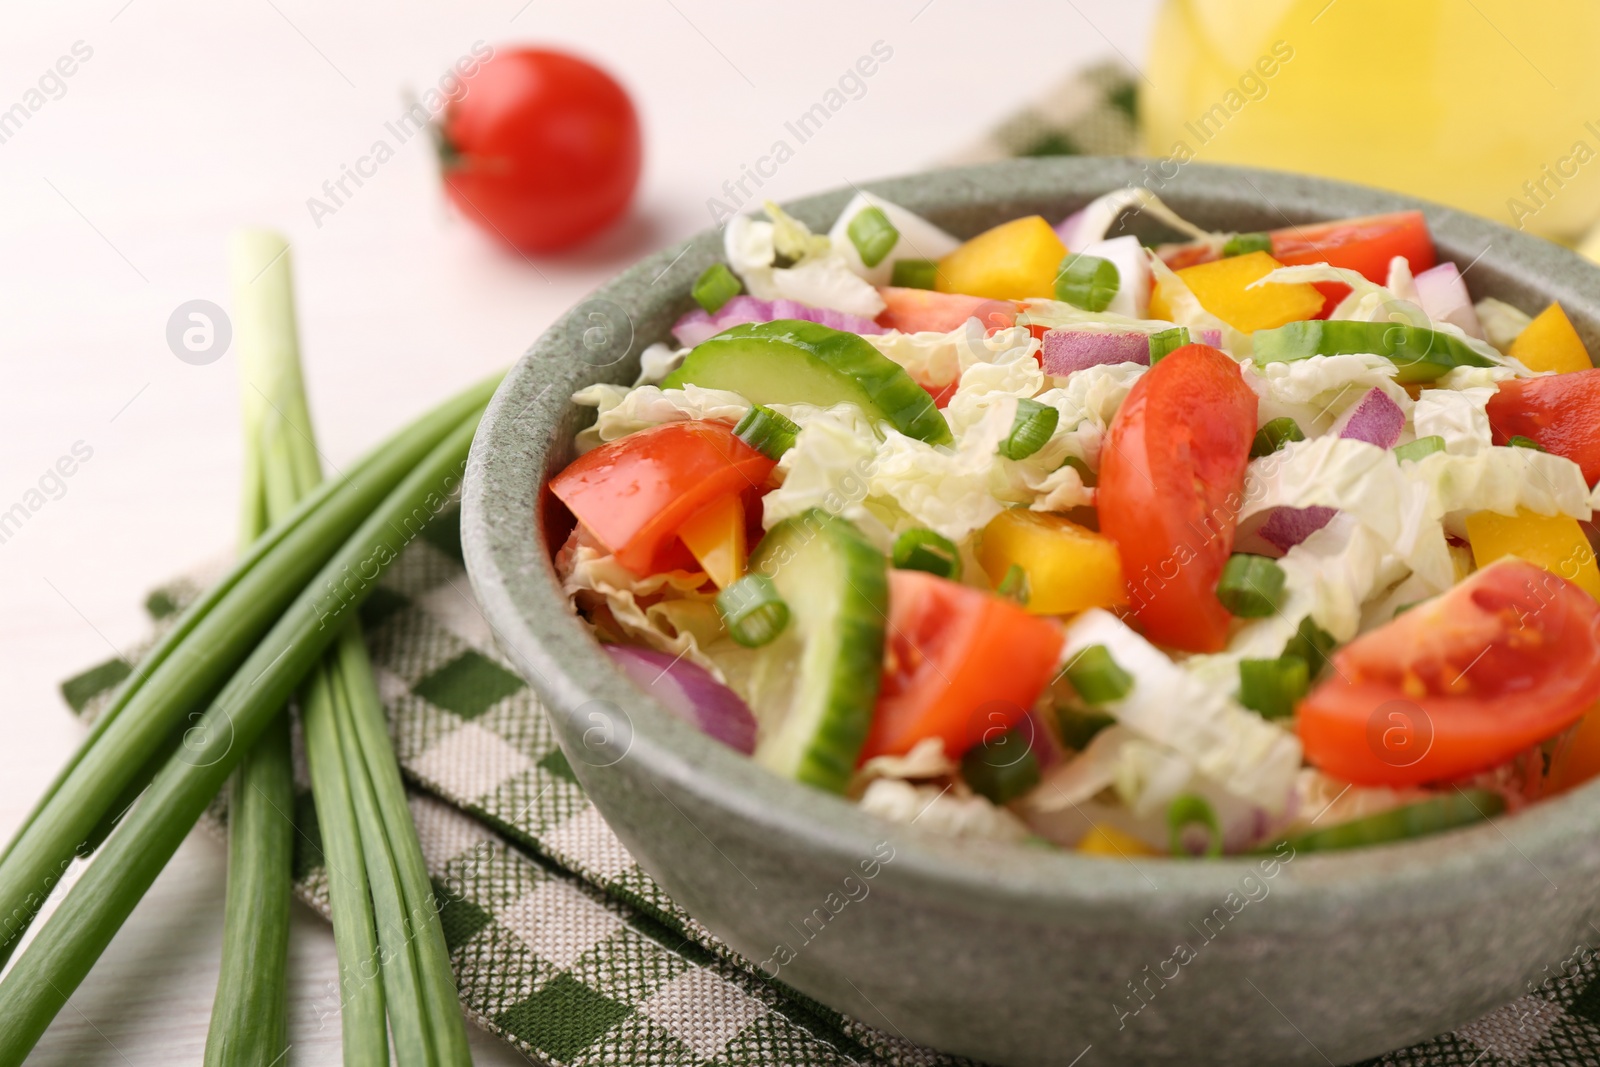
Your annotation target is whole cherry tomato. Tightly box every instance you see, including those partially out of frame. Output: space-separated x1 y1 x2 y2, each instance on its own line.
437 48 641 253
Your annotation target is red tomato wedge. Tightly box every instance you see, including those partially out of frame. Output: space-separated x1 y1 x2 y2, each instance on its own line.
859 570 1063 762
1486 368 1600 484
1097 343 1258 652
1270 210 1436 314
548 421 775 576
875 287 1017 335
1298 560 1600 786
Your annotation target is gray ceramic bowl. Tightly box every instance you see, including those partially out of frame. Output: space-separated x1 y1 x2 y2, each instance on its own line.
462 158 1600 1067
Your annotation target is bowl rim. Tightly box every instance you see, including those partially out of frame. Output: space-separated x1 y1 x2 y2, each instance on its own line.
462 155 1600 923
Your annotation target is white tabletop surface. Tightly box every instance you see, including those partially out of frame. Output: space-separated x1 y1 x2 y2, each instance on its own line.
0 1 1157 1062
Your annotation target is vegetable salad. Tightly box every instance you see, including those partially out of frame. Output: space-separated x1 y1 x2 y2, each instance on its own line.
547 187 1600 857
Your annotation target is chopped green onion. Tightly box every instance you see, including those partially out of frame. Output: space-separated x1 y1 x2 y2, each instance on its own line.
1147 326 1190 363
847 206 899 268
1057 706 1115 751
691 263 741 314
1223 232 1273 257
1168 794 1223 857
1059 455 1096 487
892 528 962 580
960 728 1041 805
1508 434 1546 451
1250 416 1305 458
1063 644 1132 705
1238 656 1310 720
716 574 790 647
1054 253 1120 312
996 563 1031 605
1217 554 1287 618
0 412 489 1063
890 258 938 290
733 404 800 459
1254 789 1505 854
1283 616 1337 679
1252 320 1495 384
998 398 1059 460
1394 435 1446 463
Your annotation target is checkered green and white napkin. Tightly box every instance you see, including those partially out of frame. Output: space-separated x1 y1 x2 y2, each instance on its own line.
61 63 1600 1067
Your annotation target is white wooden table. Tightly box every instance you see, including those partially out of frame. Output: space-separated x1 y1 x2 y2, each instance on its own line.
0 1 1155 1061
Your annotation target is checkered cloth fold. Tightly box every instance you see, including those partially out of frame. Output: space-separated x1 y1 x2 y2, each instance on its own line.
58 63 1600 1067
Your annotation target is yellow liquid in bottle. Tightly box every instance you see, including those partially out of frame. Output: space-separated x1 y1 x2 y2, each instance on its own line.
1143 0 1600 241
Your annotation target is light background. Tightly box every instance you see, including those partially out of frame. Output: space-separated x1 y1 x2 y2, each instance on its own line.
0 1 1158 1061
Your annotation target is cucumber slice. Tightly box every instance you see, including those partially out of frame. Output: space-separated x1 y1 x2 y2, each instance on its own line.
661 320 952 445
742 509 888 792
1252 320 1496 384
1254 789 1505 854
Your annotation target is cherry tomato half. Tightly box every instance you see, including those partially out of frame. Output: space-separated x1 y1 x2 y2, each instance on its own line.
1270 210 1436 314
548 421 774 576
1487 368 1600 485
874 288 1017 334
859 570 1063 762
1298 560 1600 786
1096 343 1258 652
438 48 641 253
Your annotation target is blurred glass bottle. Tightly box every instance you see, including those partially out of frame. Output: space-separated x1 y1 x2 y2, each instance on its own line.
1143 0 1600 243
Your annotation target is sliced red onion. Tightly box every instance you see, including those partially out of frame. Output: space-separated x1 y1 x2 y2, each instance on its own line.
1240 393 1400 554
1054 207 1088 249
1234 506 1338 557
1413 262 1485 340
1041 329 1150 375
1330 387 1405 449
1198 329 1222 348
1019 707 1061 771
1257 506 1337 554
672 295 886 348
1221 805 1274 854
604 645 757 755
1237 396 1396 555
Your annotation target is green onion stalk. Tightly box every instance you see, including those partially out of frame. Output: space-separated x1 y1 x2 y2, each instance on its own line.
0 375 496 969
208 231 470 1066
203 230 319 1066
0 407 486 1066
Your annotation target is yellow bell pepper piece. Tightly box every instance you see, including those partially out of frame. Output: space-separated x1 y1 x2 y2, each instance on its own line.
1463 508 1600 602
977 509 1126 615
1549 704 1600 793
1150 250 1324 334
1509 302 1593 374
1077 824 1162 857
936 215 1066 301
677 493 746 589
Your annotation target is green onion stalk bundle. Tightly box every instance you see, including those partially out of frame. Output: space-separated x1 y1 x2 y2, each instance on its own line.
0 231 494 1067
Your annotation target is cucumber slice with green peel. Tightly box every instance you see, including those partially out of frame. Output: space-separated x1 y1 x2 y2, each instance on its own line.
661 320 952 445
1251 320 1497 384
1253 788 1505 854
741 509 888 793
